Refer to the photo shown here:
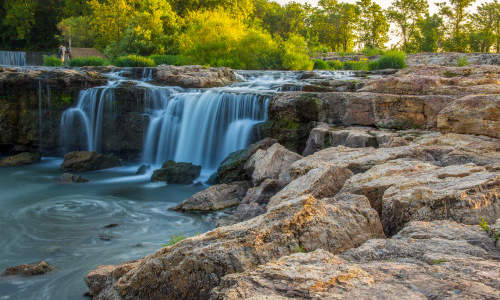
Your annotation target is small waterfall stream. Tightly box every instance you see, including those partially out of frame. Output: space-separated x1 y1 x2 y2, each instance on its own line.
0 50 27 66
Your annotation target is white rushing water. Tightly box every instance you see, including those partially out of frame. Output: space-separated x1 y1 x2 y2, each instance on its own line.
0 51 27 66
59 70 309 174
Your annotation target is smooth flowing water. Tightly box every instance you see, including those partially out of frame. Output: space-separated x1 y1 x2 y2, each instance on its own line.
1 69 354 300
0 51 27 66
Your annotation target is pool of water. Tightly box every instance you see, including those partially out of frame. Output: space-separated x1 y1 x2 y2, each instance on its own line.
0 158 212 300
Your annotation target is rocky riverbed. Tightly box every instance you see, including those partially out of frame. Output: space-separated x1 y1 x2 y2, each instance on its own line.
1 58 499 299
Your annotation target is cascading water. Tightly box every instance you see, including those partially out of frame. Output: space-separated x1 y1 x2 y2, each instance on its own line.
60 69 350 173
0 50 27 66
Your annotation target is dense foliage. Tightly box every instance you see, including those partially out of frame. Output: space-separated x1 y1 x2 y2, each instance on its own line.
2 0 500 70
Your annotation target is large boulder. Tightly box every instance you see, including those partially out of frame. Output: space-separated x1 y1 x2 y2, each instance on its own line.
151 161 201 184
212 220 500 300
85 193 384 299
2 261 55 277
0 152 41 167
60 151 121 172
244 143 303 185
171 182 250 212
341 159 500 235
268 166 354 209
216 138 277 184
155 65 236 88
438 94 500 139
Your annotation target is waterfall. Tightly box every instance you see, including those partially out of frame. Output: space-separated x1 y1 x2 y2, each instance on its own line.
142 89 269 170
0 51 26 66
60 87 115 153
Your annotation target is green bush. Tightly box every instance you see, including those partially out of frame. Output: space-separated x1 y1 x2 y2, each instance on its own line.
369 51 406 70
281 34 313 70
113 55 156 67
327 60 344 70
68 56 108 67
43 55 63 67
362 47 385 57
313 59 330 70
149 55 190 66
343 60 369 70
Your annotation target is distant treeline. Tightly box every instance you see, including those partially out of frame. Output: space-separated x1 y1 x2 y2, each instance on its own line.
0 0 498 69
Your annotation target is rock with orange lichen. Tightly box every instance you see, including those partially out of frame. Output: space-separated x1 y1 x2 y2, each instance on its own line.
211 221 500 300
85 193 384 299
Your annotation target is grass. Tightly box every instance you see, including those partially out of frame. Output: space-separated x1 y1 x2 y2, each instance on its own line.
114 55 156 67
369 51 406 70
43 55 62 67
313 59 330 70
295 245 305 253
163 234 186 247
480 217 499 243
457 56 469 67
69 56 109 67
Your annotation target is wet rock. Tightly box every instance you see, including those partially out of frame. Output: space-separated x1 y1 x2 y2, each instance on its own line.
2 261 55 276
135 165 150 175
171 181 250 212
85 193 384 299
61 151 121 172
406 52 500 66
151 161 201 184
244 143 302 185
58 173 89 184
216 138 277 184
438 94 500 139
268 166 353 209
104 224 119 229
0 152 41 167
155 65 236 88
212 220 500 300
341 159 500 235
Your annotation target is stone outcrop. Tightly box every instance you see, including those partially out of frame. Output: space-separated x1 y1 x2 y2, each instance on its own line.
2 261 55 276
60 151 121 172
268 166 353 209
171 182 250 212
151 161 201 184
85 193 384 299
437 94 500 139
244 143 303 185
406 52 500 66
216 138 277 184
155 65 236 88
212 220 500 300
341 159 500 235
0 152 41 167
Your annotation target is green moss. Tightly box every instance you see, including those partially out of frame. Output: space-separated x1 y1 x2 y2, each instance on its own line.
60 94 72 104
443 71 460 78
295 245 305 253
429 259 447 265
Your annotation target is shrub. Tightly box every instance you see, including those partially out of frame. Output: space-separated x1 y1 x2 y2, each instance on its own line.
369 50 406 70
362 47 385 57
113 55 155 67
68 56 108 67
327 60 344 70
164 234 186 246
313 59 330 70
43 55 63 67
281 34 314 70
343 60 369 70
149 54 190 66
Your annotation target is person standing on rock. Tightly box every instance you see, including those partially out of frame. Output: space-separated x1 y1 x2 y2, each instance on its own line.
58 45 66 63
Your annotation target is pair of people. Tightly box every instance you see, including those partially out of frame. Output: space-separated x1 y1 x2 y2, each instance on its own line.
57 45 70 62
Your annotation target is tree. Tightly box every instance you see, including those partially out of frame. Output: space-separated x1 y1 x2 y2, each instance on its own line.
468 1 500 52
387 0 429 52
310 1 360 52
414 14 444 52
437 0 475 51
281 34 313 70
357 0 389 49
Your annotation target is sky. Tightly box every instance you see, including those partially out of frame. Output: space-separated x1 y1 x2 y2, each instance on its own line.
274 0 490 14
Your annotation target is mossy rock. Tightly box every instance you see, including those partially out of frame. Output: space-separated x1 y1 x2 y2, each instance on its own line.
151 161 201 184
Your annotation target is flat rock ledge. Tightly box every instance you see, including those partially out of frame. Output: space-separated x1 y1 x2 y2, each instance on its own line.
155 65 236 88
